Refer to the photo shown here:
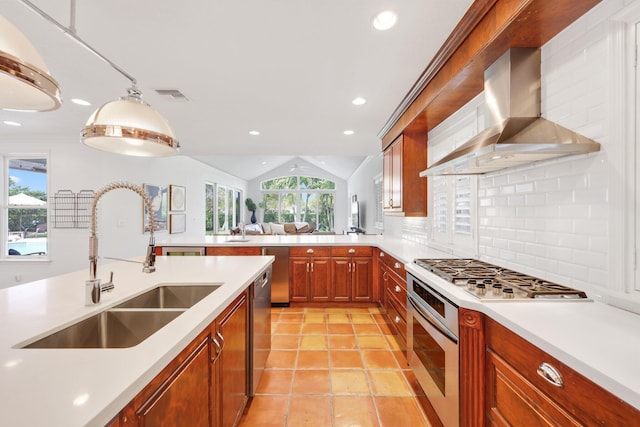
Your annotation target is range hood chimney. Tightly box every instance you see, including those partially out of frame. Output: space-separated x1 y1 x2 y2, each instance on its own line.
420 48 600 176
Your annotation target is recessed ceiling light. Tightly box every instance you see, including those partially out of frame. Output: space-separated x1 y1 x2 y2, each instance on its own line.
352 97 366 106
261 161 267 165
373 10 398 31
71 98 91 106
344 130 355 135
249 130 260 136
3 120 22 126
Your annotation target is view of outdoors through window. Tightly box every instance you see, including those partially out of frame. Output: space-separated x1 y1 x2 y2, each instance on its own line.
261 176 335 231
205 183 241 235
7 158 48 256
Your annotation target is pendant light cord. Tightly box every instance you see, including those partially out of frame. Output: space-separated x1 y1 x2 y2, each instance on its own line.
18 0 138 88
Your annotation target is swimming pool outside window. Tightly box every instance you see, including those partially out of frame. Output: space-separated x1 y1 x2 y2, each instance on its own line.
4 157 48 258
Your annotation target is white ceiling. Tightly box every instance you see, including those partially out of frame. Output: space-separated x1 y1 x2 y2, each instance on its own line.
1 0 473 181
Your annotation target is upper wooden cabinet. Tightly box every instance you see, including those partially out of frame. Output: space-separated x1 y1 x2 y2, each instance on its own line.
382 132 428 217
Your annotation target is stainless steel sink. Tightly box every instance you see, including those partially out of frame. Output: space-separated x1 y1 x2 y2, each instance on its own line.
22 309 183 349
114 284 222 309
225 238 250 243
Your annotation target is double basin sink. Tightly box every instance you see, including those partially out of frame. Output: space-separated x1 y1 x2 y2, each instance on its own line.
22 284 221 349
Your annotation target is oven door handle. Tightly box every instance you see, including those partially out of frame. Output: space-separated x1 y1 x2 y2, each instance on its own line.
408 295 458 344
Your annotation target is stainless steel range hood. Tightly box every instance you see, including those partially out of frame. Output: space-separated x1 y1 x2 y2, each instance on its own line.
420 48 600 176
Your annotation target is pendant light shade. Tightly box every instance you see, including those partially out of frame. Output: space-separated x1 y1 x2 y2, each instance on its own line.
0 15 61 111
81 88 179 157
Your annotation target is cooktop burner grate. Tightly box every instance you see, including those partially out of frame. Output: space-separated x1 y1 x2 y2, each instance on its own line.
414 258 588 299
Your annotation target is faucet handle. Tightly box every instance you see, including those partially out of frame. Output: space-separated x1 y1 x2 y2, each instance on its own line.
101 272 115 293
85 279 101 305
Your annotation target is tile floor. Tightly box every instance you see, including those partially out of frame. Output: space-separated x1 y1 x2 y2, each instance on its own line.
238 307 431 427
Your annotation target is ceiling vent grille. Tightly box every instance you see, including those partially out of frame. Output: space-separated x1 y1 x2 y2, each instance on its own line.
155 89 190 102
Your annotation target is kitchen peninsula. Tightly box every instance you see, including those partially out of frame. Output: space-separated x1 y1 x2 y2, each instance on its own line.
0 255 273 426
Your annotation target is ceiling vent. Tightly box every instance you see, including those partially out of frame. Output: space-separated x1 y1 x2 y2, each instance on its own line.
155 89 190 102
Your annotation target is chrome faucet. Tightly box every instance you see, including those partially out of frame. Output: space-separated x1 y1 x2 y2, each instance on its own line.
86 181 157 305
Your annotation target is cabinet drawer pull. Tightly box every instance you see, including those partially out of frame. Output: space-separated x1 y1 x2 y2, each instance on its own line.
389 199 393 207
307 262 310 273
394 262 401 269
394 315 401 324
348 248 356 254
394 285 401 293
348 263 351 273
307 248 314 254
537 363 564 388
311 263 314 273
380 252 385 257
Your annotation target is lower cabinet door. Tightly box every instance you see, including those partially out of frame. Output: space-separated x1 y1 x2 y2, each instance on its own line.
309 258 331 301
290 257 310 301
331 257 351 301
135 337 210 426
352 257 373 301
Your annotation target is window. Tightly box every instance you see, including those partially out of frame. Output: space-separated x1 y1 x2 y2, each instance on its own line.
4 157 48 257
260 176 335 231
205 183 241 235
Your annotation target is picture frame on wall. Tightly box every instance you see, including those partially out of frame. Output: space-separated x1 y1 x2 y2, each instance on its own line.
170 185 186 212
170 214 186 234
143 184 168 233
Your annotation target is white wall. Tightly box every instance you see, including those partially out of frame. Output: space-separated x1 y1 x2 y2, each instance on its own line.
0 142 246 288
246 158 349 233
346 154 383 234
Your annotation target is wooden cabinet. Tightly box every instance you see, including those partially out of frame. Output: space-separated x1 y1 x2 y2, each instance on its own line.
331 246 374 302
289 247 331 302
378 250 408 349
117 290 249 427
485 317 640 426
382 132 428 217
213 292 248 427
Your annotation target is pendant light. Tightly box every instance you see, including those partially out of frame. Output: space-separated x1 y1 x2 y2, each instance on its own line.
19 0 179 156
0 15 61 112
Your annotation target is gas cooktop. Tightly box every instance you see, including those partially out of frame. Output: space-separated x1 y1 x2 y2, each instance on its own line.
414 258 588 301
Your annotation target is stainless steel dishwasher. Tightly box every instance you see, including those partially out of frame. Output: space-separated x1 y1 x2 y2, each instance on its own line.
249 265 272 396
261 247 290 306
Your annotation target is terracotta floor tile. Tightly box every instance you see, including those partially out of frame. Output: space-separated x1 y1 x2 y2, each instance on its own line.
377 321 393 335
325 307 349 314
374 396 429 426
301 323 327 335
357 335 389 350
331 370 371 394
328 323 354 335
272 335 301 350
256 369 294 394
351 313 376 324
368 307 382 315
402 368 426 396
372 313 387 323
270 313 280 322
333 395 380 427
292 369 331 395
286 396 332 427
368 370 413 396
304 313 326 324
330 350 364 369
327 313 350 323
282 307 305 314
274 323 302 335
238 395 289 427
265 350 297 369
304 307 327 313
384 334 402 351
362 351 399 369
348 307 373 314
329 335 358 350
279 313 304 323
297 351 329 369
300 335 327 350
354 323 382 336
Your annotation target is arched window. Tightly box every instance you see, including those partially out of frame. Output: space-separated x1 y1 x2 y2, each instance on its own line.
260 176 335 231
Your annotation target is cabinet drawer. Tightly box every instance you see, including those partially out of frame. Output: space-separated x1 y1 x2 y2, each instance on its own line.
385 271 407 310
385 288 407 341
290 246 331 257
331 246 373 257
378 250 406 278
486 318 640 426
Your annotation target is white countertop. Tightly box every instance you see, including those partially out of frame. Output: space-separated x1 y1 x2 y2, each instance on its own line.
0 255 273 427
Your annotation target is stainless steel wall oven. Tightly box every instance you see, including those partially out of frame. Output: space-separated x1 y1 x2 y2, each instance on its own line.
407 273 459 427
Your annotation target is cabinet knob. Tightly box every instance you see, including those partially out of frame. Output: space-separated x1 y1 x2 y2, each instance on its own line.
394 262 401 269
394 315 401 324
394 285 401 293
537 362 564 388
348 248 356 254
307 248 314 254
380 252 385 257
